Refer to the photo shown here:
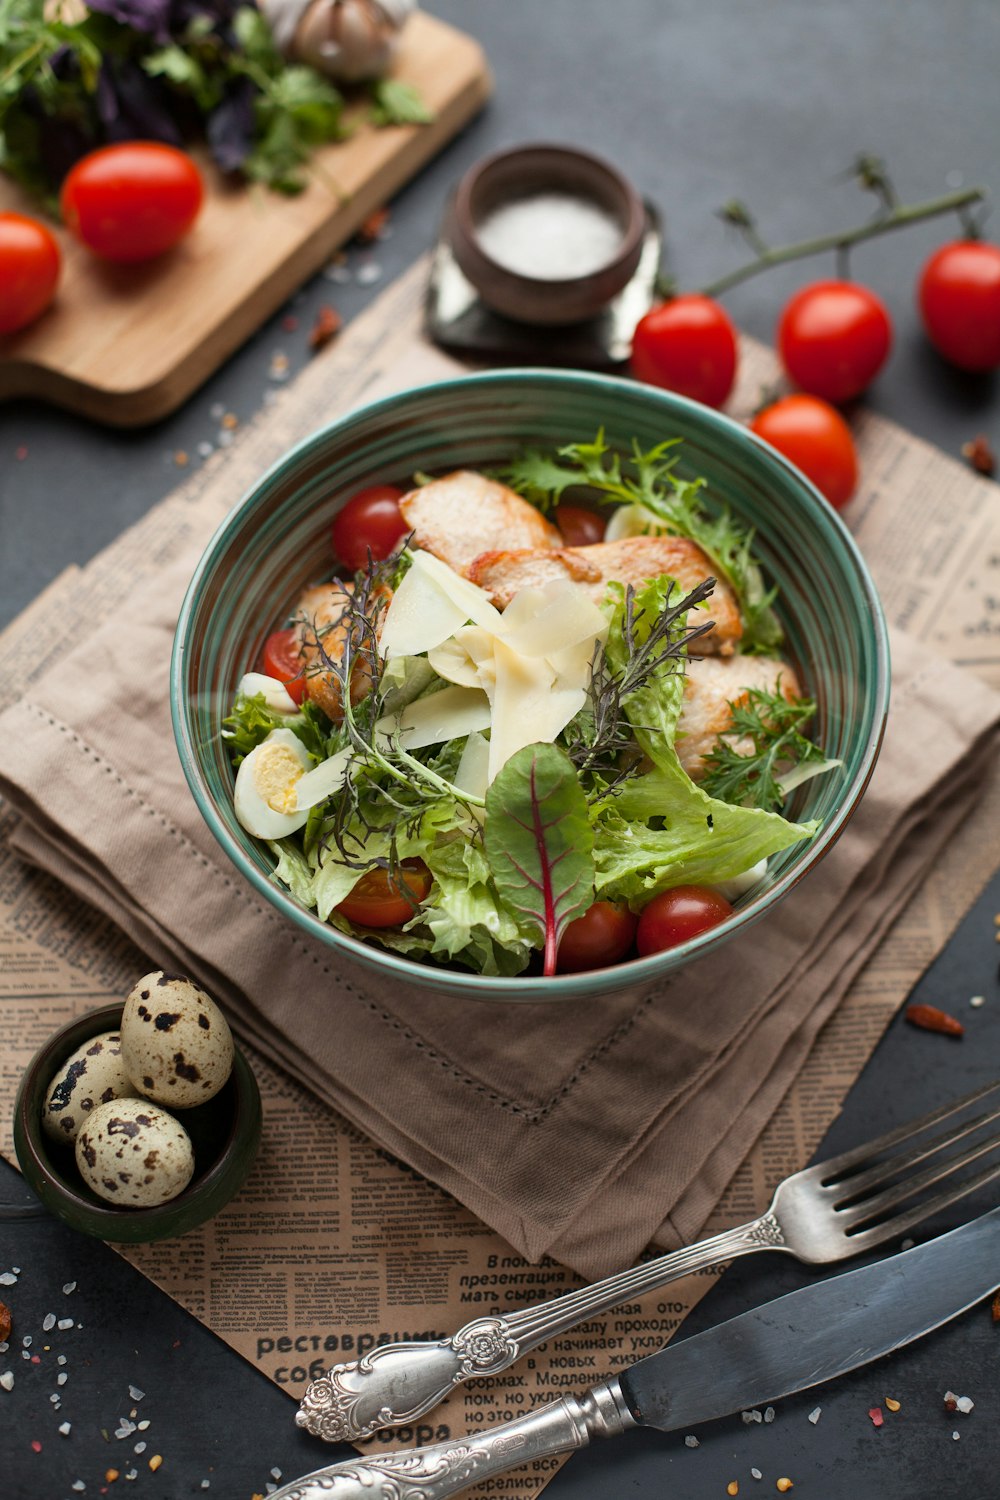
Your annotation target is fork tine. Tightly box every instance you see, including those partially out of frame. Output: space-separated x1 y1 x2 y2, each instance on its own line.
810 1078 1000 1184
830 1101 1000 1204
837 1128 1000 1228
844 1155 1000 1252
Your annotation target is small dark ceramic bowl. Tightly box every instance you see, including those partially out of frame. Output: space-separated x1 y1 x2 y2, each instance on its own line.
14 1004 262 1243
449 143 646 325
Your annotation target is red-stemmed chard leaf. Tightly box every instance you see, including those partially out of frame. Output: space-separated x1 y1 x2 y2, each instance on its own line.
485 744 595 976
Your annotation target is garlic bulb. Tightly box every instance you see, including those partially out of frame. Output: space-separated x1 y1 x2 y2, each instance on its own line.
264 0 417 83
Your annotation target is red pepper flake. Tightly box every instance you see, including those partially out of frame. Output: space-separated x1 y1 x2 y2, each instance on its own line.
173 450 189 468
868 1405 884 1427
357 207 390 242
0 1301 11 1342
30 1440 42 1453
962 435 996 477
30 1355 40 1365
308 305 342 353
281 315 299 332
15 445 28 461
905 1003 964 1038
991 1290 1000 1323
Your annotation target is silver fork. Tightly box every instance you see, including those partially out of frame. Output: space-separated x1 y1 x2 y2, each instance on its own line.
297 1078 1000 1443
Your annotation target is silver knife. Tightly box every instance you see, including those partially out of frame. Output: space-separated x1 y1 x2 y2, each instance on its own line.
269 1202 1000 1500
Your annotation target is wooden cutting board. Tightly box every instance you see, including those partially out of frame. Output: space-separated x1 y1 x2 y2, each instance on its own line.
0 11 490 427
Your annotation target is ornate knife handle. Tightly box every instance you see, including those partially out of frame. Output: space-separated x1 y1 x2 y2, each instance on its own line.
297 1213 784 1441
274 1378 635 1500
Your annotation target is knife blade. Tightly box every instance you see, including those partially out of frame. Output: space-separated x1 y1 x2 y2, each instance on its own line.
271 1203 1000 1500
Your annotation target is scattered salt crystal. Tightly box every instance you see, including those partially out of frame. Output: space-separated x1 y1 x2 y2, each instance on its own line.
953 1430 961 1441
684 1435 699 1447
59 1422 71 1436
751 1470 762 1481
0 1371 13 1391
57 1355 67 1366
0 1344 7 1353
128 1386 145 1402
266 1487 276 1497
900 1239 915 1251
970 995 985 1008
763 1406 775 1423
137 1420 150 1431
270 1471 282 1482
201 1482 211 1490
125 1470 137 1481
115 1420 136 1439
134 1442 146 1455
57 1373 67 1386
72 1483 85 1492
21 1350 30 1360
956 1395 974 1414
217 429 234 448
50 1394 60 1404
197 441 214 459
323 263 352 284
62 1282 76 1295
210 402 225 420
58 1318 73 1330
43 1314 56 1331
808 1407 822 1424
0 1273 16 1287
741 1409 763 1423
22 1335 31 1347
356 261 383 285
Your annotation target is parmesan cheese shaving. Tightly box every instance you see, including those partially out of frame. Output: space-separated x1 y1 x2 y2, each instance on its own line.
377 562 468 660
294 745 354 810
376 685 492 750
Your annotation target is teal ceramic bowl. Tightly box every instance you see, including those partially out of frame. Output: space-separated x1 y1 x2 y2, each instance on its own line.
14 1005 262 1243
171 369 889 1001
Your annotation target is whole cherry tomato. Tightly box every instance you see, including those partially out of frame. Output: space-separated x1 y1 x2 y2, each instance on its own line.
60 143 203 263
918 240 1000 372
635 885 734 956
336 859 432 928
777 280 892 402
260 628 307 705
556 900 637 973
331 484 407 572
631 294 739 408
553 504 606 547
0 213 61 335
750 394 858 509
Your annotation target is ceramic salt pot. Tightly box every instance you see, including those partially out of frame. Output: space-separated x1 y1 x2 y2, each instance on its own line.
448 143 646 326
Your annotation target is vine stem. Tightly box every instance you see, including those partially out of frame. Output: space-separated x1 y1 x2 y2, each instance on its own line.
697 185 987 299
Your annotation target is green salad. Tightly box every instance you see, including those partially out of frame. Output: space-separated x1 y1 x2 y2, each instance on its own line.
223 433 836 976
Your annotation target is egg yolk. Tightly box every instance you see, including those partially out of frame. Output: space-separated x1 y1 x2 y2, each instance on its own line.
253 741 306 813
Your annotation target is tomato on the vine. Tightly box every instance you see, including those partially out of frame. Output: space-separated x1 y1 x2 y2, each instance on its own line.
777 280 892 403
554 504 606 547
331 484 407 572
260 628 307 705
631 294 738 408
750 394 858 509
636 885 734 956
60 143 203 263
336 860 432 928
0 213 60 335
556 901 637 973
918 240 1000 372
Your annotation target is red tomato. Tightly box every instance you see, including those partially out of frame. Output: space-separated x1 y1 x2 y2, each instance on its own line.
0 213 61 335
260 628 307 705
918 240 1000 372
750 394 858 509
331 484 407 572
635 885 734 956
553 504 606 547
60 143 203 263
777 280 892 403
631 294 738 408
556 901 637 973
336 860 432 928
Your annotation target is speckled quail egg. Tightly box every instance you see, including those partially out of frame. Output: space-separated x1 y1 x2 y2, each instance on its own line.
42 1032 138 1145
120 972 235 1109
233 727 313 838
76 1097 195 1207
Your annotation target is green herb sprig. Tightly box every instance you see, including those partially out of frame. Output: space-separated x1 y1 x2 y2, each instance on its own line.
699 684 823 813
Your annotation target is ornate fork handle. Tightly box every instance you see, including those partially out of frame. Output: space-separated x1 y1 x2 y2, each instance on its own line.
276 1378 635 1500
297 1212 785 1441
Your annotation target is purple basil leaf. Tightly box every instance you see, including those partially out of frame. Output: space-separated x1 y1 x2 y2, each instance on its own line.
86 0 176 39
96 59 184 145
206 75 257 172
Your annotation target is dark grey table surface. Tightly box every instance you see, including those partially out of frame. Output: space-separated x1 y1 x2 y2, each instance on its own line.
2 3 999 1497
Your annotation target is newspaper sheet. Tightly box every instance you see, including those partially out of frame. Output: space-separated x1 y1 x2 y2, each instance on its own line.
1 258 998 1497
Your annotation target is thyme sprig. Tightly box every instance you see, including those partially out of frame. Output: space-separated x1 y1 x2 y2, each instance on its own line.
699 684 823 813
564 576 716 790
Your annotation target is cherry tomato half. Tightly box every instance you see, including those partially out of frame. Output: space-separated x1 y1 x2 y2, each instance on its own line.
777 280 892 403
918 240 1000 372
631 294 738 408
635 885 734 956
260 628 307 705
0 213 61 335
556 900 637 973
336 859 432 928
331 484 407 572
750 394 858 509
60 143 203 263
554 504 606 547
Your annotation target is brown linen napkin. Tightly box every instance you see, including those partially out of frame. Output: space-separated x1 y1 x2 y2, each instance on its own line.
0 542 997 1278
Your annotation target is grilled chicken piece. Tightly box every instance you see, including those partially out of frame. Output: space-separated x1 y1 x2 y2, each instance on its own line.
468 535 742 655
398 471 561 578
292 580 388 722
676 653 802 780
